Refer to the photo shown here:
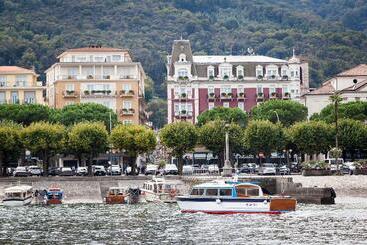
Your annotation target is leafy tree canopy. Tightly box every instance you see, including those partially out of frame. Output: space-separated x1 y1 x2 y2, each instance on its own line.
197 107 248 127
251 100 308 127
243 120 286 156
337 119 367 152
311 101 367 123
0 121 23 174
0 104 52 126
146 98 167 129
51 103 118 130
288 120 333 155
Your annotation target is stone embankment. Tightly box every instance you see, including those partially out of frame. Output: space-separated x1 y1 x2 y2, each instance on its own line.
1 175 363 204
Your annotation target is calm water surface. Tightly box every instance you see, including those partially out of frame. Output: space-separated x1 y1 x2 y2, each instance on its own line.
0 197 366 244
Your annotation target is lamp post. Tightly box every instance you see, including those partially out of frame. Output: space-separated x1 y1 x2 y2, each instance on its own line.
222 124 232 177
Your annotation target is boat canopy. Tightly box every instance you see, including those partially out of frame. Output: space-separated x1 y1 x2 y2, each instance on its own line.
5 185 32 194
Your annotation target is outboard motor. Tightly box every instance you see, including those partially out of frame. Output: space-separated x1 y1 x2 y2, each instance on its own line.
127 188 140 204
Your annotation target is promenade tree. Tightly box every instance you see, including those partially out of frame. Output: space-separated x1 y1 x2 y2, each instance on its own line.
198 120 244 169
110 125 156 174
337 119 367 160
159 122 197 174
251 100 308 127
0 121 23 176
0 104 52 125
21 122 65 176
51 103 118 131
311 101 367 123
67 122 109 176
243 120 286 161
288 121 333 157
197 107 248 127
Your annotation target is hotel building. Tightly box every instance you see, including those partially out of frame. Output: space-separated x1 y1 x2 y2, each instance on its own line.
46 45 146 125
166 39 309 124
0 66 44 105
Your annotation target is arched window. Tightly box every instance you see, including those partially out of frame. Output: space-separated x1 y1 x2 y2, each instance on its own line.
256 65 263 77
236 65 244 77
207 66 215 78
179 53 186 62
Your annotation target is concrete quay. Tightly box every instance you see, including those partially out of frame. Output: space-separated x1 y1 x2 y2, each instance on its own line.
0 175 356 204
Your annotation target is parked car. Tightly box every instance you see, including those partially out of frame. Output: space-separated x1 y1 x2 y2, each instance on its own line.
48 167 61 176
290 162 301 173
108 165 121 175
239 163 257 174
145 164 158 175
208 164 219 174
76 167 88 176
13 167 30 177
28 165 42 176
278 165 291 175
164 164 178 175
325 158 344 172
182 165 194 175
258 163 276 175
93 165 107 176
342 162 357 175
59 167 74 176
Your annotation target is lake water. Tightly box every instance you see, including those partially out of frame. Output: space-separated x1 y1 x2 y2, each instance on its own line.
0 197 366 244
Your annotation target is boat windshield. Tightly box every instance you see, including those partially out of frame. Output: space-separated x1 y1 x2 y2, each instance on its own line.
190 188 204 195
5 192 23 198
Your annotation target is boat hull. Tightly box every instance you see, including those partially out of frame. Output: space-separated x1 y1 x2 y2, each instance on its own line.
3 196 32 207
177 197 296 214
142 190 177 203
46 199 62 205
105 195 125 204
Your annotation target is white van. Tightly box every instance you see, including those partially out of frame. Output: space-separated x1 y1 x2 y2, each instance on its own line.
324 158 344 171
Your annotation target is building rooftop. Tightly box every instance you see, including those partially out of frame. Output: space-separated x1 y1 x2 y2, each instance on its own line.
0 66 36 75
337 64 367 77
342 79 367 91
192 55 288 64
306 80 335 95
65 47 128 53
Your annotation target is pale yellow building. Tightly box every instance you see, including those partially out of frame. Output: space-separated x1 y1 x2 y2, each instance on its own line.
46 45 146 125
0 66 44 105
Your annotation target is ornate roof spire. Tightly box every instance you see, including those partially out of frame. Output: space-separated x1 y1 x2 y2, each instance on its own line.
292 48 296 58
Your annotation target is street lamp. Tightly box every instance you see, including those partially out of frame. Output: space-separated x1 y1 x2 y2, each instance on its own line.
222 124 232 177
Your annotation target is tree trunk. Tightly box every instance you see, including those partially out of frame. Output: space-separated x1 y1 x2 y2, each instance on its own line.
42 151 48 177
0 153 4 177
87 154 93 176
177 155 183 175
130 156 137 175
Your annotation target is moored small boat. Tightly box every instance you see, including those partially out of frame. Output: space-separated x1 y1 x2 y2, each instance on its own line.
2 185 33 207
141 177 181 203
105 187 126 204
177 181 296 214
46 187 64 205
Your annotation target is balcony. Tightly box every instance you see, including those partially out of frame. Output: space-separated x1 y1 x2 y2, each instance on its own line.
119 90 135 97
208 93 216 101
57 74 137 81
283 92 291 100
174 110 193 118
120 108 135 115
24 98 36 104
270 92 278 99
82 90 116 98
237 92 246 100
176 93 190 100
220 92 233 100
256 93 264 102
63 90 78 98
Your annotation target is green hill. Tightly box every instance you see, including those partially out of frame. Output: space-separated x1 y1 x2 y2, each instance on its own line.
1 0 367 97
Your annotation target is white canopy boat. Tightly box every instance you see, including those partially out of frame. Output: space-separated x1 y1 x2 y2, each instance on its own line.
177 180 296 214
141 177 182 203
3 185 33 207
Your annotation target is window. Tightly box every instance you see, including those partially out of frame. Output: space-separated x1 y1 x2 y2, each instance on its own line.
281 66 288 76
191 188 204 195
11 91 18 104
208 102 214 110
123 120 133 125
220 67 231 78
221 86 231 94
178 68 188 77
238 102 244 110
219 189 232 196
123 101 132 109
24 91 36 104
206 189 218 196
236 66 244 77
208 86 215 94
16 75 27 87
207 66 215 78
266 65 278 78
112 55 121 61
66 84 74 91
179 53 186 62
0 92 6 103
95 56 104 62
282 86 289 93
68 67 78 76
270 87 276 93
223 102 229 108
256 65 263 77
238 86 244 94
124 84 132 91
0 76 6 87
76 56 87 62
247 188 259 196
257 85 263 93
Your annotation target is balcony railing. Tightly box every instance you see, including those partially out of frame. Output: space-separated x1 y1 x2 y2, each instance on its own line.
256 93 264 101
283 93 291 100
24 98 36 104
220 92 233 100
237 92 246 99
63 90 78 97
57 74 137 81
174 111 193 117
119 90 135 97
82 90 116 97
120 108 135 115
270 92 278 99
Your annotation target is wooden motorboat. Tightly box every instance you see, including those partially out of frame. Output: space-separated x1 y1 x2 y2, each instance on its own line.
105 187 126 204
2 185 33 206
177 180 296 214
46 187 64 205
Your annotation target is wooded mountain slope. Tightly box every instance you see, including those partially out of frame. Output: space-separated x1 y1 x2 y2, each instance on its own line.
1 0 367 97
